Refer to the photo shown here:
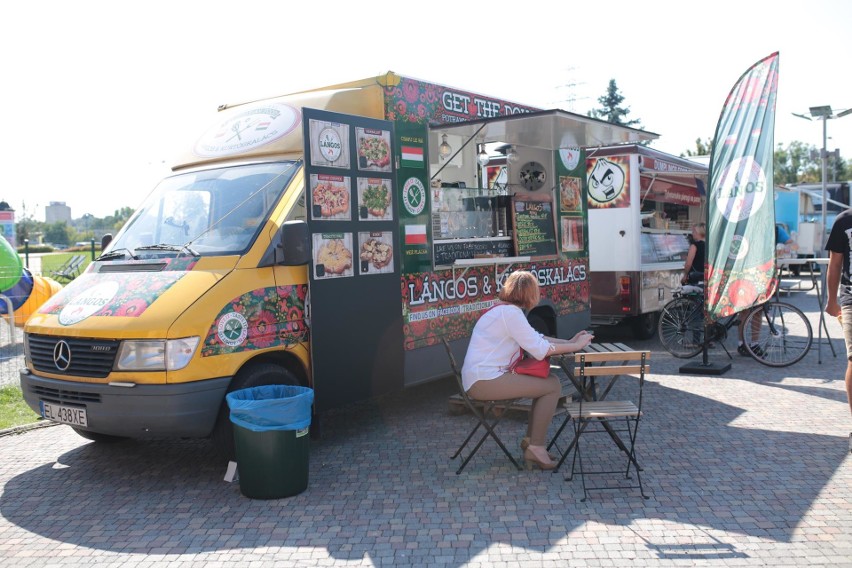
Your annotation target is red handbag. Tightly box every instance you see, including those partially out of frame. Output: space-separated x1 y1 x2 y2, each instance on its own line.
510 349 551 378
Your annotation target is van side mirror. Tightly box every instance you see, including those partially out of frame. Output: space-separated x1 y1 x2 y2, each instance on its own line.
101 233 113 250
280 220 310 266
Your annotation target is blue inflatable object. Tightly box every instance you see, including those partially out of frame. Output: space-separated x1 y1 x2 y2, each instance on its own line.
226 385 314 432
0 267 33 312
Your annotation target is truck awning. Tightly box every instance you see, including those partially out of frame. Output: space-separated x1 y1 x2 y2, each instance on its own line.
433 109 658 150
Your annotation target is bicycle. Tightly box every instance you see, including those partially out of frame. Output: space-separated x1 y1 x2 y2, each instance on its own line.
657 283 813 367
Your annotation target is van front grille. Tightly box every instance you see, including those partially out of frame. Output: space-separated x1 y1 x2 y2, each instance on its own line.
27 334 119 378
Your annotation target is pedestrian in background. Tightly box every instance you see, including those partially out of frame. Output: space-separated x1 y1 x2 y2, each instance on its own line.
824 208 852 453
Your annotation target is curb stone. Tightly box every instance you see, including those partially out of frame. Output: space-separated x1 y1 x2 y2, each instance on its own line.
0 419 58 438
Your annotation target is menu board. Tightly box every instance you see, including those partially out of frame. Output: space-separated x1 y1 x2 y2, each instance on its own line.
433 239 512 266
511 196 557 258
302 108 403 412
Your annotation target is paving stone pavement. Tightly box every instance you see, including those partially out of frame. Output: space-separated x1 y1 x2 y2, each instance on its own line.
1 283 851 567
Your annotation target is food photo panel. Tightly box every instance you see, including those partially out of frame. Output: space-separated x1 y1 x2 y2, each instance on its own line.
309 119 351 169
355 127 392 172
312 232 354 279
561 217 585 252
559 176 582 213
356 177 393 221
310 173 351 221
358 231 394 275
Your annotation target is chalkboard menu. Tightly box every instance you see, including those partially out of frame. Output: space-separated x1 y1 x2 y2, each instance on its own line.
433 239 512 266
511 196 558 258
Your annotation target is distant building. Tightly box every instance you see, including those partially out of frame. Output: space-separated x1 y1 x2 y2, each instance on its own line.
45 201 72 224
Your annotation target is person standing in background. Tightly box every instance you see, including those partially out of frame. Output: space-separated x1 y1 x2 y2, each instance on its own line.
681 223 706 285
825 208 852 453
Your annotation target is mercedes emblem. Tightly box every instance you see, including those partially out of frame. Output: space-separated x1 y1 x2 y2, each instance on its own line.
53 340 71 371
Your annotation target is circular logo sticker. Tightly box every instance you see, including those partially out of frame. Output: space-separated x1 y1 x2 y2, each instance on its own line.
59 281 120 325
559 147 581 171
217 312 248 347
715 157 767 222
194 102 301 158
728 234 750 260
318 127 343 163
402 177 426 216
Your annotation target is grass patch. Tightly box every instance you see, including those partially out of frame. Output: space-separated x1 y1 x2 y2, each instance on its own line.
39 252 94 276
0 384 40 430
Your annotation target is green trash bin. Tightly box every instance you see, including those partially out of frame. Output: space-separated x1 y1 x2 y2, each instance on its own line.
226 385 314 499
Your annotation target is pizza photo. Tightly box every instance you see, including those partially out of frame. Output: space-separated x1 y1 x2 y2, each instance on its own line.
316 238 353 276
312 177 350 219
357 128 391 171
358 179 392 219
359 237 393 270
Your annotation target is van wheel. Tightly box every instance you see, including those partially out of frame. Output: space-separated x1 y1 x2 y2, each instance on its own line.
72 428 128 443
527 313 551 336
629 312 658 340
211 363 300 462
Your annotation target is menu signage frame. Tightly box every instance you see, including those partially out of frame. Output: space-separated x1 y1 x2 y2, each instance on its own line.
302 108 404 411
510 195 558 259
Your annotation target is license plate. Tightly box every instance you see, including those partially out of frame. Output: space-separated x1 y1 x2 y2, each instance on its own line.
40 401 88 427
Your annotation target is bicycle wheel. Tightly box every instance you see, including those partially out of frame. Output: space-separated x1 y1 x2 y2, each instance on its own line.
742 302 813 367
657 296 705 358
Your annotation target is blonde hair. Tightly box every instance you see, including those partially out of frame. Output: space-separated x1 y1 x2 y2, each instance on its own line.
499 271 540 310
693 223 706 239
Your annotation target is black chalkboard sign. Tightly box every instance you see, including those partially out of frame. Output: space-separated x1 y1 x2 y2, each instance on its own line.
433 239 512 266
511 196 557 258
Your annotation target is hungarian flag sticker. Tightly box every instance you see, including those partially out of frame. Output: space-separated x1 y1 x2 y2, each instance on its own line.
401 145 424 169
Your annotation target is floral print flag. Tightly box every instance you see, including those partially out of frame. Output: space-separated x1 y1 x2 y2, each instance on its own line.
705 53 780 321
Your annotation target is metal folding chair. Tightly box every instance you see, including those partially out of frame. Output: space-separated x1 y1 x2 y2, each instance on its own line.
442 338 522 474
562 350 650 501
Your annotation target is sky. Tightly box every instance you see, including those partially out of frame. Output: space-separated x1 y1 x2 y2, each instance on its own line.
3 0 851 221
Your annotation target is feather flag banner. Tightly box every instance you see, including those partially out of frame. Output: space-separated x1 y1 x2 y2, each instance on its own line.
705 52 780 322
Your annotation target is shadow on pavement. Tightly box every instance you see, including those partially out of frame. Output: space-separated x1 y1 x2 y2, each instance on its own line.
1 362 848 565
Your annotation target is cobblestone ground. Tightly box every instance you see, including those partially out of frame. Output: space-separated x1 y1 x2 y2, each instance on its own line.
1 281 850 567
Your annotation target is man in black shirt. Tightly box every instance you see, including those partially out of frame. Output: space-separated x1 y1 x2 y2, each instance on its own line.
825 207 852 453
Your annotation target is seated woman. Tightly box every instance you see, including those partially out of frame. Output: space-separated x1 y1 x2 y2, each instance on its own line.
461 270 594 470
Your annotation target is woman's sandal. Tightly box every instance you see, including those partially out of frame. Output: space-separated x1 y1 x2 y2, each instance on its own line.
521 437 557 461
523 446 556 471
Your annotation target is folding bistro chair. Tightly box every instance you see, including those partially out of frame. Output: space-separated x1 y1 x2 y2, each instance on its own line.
442 338 522 474
563 350 650 501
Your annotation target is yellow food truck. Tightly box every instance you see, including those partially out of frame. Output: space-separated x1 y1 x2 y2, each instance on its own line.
20 72 653 458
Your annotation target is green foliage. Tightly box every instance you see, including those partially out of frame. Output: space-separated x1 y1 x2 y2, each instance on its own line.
774 141 820 184
681 138 713 157
13 208 134 248
0 385 40 430
589 79 642 128
679 138 848 186
43 222 72 245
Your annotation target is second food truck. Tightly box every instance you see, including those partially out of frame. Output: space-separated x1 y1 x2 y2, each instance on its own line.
20 72 653 458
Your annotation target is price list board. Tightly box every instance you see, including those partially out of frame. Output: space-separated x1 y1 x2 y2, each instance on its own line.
510 195 558 258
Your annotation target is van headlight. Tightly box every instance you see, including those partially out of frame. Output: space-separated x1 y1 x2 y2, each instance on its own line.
116 337 200 371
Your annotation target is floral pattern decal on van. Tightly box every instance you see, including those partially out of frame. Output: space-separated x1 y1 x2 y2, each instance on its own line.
201 284 309 356
401 259 589 350
37 269 192 323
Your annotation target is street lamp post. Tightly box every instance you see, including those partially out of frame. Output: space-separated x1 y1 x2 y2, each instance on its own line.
793 105 852 256
792 105 851 363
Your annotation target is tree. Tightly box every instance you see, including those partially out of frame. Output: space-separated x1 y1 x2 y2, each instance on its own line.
589 79 642 128
14 202 43 245
681 138 713 158
44 222 72 246
774 141 820 185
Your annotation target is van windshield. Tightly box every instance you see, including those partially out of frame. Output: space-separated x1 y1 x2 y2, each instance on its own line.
106 162 299 259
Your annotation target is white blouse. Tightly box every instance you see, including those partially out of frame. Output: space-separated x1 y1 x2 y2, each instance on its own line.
460 304 551 391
